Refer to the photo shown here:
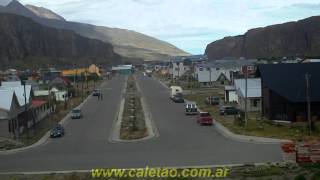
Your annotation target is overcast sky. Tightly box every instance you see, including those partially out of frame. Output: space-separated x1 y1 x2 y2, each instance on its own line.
16 0 320 54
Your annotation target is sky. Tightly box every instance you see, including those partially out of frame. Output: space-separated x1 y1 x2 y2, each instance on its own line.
14 0 320 54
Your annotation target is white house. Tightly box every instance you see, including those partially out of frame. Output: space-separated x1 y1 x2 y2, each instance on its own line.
224 85 238 102
34 87 68 102
194 60 257 86
234 78 262 112
169 60 190 79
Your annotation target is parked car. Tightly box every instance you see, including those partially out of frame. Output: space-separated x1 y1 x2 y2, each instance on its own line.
50 124 65 138
197 112 214 125
171 94 184 103
219 105 239 115
71 108 82 119
93 89 100 96
205 96 220 105
185 102 198 115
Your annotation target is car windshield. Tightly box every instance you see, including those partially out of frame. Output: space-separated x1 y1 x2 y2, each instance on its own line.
72 109 81 113
200 113 210 117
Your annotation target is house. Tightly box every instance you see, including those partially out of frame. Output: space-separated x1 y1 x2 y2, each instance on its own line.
234 78 262 112
25 80 40 91
50 87 68 102
168 55 208 79
34 87 68 102
39 68 61 84
0 81 34 138
257 63 320 122
50 76 72 90
169 60 191 79
224 85 238 102
112 65 134 75
194 59 257 86
0 81 50 138
88 64 101 76
0 90 21 138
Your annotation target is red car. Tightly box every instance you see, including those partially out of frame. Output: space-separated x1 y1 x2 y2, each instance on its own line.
197 112 214 125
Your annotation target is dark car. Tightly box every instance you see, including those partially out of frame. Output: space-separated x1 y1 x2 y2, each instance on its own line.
205 96 220 105
50 124 65 138
219 105 239 115
171 94 184 103
197 112 214 125
92 89 100 96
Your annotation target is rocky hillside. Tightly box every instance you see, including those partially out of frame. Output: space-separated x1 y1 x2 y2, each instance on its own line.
1 0 189 61
205 16 320 59
0 13 121 68
26 5 65 21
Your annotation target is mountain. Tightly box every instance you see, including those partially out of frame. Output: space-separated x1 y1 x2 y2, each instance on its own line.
0 13 121 69
1 0 189 61
205 16 320 60
25 5 65 21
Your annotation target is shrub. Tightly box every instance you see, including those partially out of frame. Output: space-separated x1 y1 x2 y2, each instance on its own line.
294 174 307 180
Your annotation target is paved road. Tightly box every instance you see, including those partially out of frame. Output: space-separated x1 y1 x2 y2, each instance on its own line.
0 74 282 173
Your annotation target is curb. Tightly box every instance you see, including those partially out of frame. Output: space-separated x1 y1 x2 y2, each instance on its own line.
109 75 159 143
155 77 291 144
0 82 101 155
214 121 292 144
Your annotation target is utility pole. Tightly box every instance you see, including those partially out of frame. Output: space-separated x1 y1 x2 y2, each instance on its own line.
22 80 29 138
244 65 248 126
305 73 312 136
81 73 84 101
94 64 97 89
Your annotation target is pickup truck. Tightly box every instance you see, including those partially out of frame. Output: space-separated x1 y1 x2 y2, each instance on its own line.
197 112 214 125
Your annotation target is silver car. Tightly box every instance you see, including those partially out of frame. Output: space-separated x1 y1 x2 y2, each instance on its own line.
71 108 82 119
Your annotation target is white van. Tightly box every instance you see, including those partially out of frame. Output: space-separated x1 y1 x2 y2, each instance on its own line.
170 86 183 98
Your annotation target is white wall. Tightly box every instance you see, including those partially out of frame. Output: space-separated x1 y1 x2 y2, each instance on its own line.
195 66 240 83
171 62 190 78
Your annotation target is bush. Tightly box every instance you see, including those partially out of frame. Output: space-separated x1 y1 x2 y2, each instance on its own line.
294 174 307 180
312 171 320 180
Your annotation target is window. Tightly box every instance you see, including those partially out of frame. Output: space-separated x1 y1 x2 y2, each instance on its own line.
252 99 259 107
199 68 203 71
207 67 210 71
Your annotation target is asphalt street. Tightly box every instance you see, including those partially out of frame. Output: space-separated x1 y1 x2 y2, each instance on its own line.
0 74 282 173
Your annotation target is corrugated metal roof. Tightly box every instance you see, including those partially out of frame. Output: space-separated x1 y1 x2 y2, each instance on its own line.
196 59 257 69
0 90 14 111
0 82 32 106
258 63 320 102
234 78 261 98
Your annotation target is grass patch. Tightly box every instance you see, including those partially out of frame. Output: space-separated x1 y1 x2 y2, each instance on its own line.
120 75 148 140
184 89 320 140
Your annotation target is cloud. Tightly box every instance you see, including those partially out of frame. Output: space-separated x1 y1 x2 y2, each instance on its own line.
18 0 320 54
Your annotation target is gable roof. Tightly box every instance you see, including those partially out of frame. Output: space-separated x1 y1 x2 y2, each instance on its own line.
0 90 20 112
257 63 320 102
196 59 257 69
234 78 261 98
0 81 32 106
